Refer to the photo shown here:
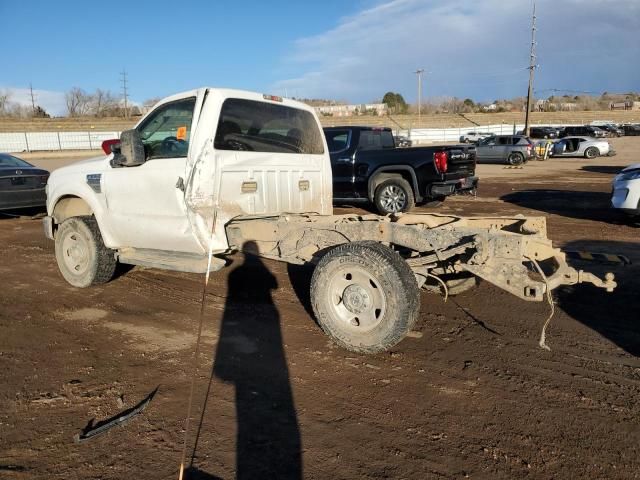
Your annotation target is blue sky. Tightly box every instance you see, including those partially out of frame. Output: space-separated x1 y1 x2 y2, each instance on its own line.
2 0 639 115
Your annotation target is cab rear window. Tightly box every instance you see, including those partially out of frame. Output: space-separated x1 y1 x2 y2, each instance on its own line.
214 98 324 154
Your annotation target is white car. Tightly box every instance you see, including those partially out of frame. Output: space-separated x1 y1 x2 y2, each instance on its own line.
612 163 640 215
459 131 493 143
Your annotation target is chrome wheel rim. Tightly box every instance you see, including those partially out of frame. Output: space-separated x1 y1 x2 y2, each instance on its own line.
379 185 407 212
328 265 387 332
61 230 90 275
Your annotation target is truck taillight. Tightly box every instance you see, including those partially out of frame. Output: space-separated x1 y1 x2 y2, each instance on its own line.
434 151 448 174
102 139 120 155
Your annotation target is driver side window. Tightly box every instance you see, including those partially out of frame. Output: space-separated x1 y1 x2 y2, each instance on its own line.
137 97 196 159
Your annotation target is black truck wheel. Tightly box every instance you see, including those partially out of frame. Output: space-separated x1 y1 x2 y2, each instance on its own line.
54 216 117 288
507 152 525 166
310 241 420 354
374 178 415 215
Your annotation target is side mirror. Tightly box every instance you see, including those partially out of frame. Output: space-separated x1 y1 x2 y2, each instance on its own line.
111 129 145 167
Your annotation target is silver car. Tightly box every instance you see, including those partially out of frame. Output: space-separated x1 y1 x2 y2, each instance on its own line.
459 131 493 143
475 135 534 165
551 137 614 159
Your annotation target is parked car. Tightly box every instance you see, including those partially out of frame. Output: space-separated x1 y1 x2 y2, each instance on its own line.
393 135 412 148
592 124 624 137
559 126 607 138
459 131 493 144
611 163 640 216
0 153 49 211
475 135 534 165
324 126 478 214
550 137 614 159
622 124 640 136
516 127 558 139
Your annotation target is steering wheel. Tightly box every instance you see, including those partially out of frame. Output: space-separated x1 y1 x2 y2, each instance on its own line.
161 136 187 154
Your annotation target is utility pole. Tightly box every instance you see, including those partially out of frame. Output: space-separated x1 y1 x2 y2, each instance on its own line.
120 69 129 119
29 83 36 116
414 68 424 126
524 1 537 136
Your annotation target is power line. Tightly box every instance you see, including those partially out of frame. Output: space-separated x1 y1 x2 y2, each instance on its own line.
120 69 129 120
414 68 424 124
524 1 538 136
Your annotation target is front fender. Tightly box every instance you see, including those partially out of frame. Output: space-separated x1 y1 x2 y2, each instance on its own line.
47 179 117 248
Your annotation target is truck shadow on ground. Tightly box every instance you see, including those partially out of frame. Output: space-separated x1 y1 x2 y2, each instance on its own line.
580 165 626 175
190 243 302 479
501 189 637 225
557 240 640 357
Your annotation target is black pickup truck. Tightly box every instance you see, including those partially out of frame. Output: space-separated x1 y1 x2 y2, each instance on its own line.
324 126 478 214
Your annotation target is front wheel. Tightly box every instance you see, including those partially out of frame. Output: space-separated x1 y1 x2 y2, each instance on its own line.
507 152 525 165
584 147 599 159
310 242 420 354
374 178 415 215
54 216 117 287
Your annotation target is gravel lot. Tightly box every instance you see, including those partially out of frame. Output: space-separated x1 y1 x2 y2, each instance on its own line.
1 137 639 479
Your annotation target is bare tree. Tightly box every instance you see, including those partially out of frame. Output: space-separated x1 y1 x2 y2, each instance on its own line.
0 89 10 116
65 87 92 117
92 89 116 117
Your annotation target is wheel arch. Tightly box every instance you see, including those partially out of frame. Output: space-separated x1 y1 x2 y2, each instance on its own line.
368 166 422 202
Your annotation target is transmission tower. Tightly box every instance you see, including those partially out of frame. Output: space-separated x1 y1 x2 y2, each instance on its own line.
29 83 36 116
524 2 538 136
120 70 129 119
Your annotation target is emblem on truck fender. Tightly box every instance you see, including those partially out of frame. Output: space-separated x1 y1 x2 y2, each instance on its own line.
86 174 102 193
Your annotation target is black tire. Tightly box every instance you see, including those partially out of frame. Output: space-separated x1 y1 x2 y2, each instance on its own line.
373 178 415 215
310 241 420 354
584 147 599 159
507 152 525 166
54 216 117 288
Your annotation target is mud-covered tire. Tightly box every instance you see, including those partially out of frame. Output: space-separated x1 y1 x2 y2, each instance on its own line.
54 216 116 288
584 147 599 159
374 178 415 215
310 241 420 354
507 152 525 166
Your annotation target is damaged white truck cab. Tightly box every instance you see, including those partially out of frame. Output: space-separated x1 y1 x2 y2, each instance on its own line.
44 88 616 353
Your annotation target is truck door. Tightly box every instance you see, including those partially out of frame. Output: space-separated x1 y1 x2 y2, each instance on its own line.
103 96 204 254
325 129 355 198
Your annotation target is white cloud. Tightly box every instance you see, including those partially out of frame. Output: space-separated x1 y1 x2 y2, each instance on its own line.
273 0 640 103
1 86 67 116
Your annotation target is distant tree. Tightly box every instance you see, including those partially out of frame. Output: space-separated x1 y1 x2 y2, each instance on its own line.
91 89 117 117
65 87 91 117
382 91 408 114
0 90 10 115
32 105 50 118
463 98 475 107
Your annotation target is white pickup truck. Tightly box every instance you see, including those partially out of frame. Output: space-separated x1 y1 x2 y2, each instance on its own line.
44 88 616 353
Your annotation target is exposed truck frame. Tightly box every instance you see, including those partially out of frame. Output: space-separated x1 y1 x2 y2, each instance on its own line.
43 88 616 354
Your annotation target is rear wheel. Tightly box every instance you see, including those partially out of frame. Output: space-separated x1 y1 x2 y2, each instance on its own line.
310 242 420 354
584 147 599 159
54 216 116 288
374 178 415 215
507 152 525 165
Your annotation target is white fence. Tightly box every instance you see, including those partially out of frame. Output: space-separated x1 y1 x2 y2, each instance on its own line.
0 131 121 152
402 123 525 144
0 123 534 152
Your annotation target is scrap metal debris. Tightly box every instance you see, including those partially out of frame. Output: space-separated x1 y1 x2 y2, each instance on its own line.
74 386 158 443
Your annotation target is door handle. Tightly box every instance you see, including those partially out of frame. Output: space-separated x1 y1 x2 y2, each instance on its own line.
176 176 185 192
336 157 352 163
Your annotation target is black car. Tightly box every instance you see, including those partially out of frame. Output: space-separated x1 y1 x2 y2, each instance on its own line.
0 153 49 211
324 126 477 214
559 126 607 138
593 124 624 137
623 124 640 136
517 127 558 139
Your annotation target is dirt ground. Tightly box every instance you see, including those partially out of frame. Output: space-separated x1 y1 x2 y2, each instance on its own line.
1 138 639 479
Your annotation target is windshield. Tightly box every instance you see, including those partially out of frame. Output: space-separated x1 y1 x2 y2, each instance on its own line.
0 154 32 168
